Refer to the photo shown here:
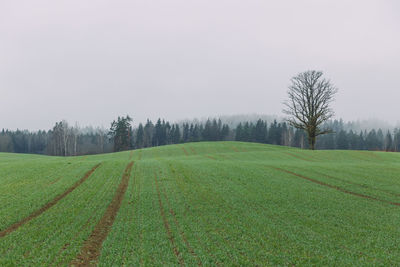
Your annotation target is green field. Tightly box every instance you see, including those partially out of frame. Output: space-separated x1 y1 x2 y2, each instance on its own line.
1 142 400 266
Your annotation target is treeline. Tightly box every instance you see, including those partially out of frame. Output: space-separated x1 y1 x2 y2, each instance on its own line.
1 117 400 156
133 118 231 149
0 121 112 156
235 119 400 151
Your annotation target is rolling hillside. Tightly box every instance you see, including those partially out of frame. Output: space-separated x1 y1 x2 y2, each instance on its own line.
1 142 400 266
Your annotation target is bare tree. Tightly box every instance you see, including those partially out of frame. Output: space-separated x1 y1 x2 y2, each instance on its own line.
283 70 338 150
72 122 79 156
61 120 70 156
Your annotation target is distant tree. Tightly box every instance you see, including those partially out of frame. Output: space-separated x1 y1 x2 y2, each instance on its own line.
182 123 190 142
283 70 338 150
109 115 133 152
143 119 154 148
0 131 14 152
172 124 181 144
242 122 251 142
254 119 267 143
220 124 230 141
188 124 195 142
268 120 282 145
235 123 244 141
135 123 144 149
366 129 379 150
336 130 349 150
384 131 393 152
376 129 384 151
394 129 400 152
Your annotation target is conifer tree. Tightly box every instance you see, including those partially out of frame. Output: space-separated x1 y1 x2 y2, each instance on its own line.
109 115 133 152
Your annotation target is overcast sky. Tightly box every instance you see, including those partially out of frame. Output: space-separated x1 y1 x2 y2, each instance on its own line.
1 0 399 130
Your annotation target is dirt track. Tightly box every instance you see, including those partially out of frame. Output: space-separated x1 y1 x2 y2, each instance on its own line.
0 163 101 238
274 167 400 206
70 161 134 266
154 172 184 266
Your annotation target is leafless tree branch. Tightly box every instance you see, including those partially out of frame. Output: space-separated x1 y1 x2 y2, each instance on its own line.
283 70 338 150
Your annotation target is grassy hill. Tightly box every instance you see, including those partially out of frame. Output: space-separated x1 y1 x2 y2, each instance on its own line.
1 142 400 266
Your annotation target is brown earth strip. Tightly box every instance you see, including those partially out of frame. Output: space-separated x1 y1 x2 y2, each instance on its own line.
169 164 253 265
50 214 96 266
154 172 184 266
309 169 400 198
49 176 62 185
205 155 217 160
231 146 240 152
0 163 101 238
284 152 313 162
189 147 197 155
168 165 219 265
181 146 189 156
70 161 134 266
357 150 381 159
133 167 143 267
159 179 202 266
273 167 400 206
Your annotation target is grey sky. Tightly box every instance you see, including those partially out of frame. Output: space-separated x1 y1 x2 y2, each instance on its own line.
1 0 399 130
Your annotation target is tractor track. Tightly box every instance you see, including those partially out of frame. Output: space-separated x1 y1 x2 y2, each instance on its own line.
0 163 101 238
154 172 184 266
205 155 217 160
284 152 314 162
308 169 400 198
159 176 202 266
181 146 189 156
70 161 134 266
189 146 197 155
273 167 400 206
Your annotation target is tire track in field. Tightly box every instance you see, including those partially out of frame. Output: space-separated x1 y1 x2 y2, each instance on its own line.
307 169 400 198
0 163 101 238
154 172 184 266
134 166 144 267
48 176 62 185
231 146 240 152
273 167 400 206
158 173 202 266
50 213 96 266
70 161 134 266
189 146 197 155
181 146 189 156
168 165 220 266
357 151 381 160
169 164 254 265
122 163 139 265
284 152 314 162
205 155 217 160
231 145 248 153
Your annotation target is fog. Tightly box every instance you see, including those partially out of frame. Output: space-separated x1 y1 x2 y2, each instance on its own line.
1 0 399 130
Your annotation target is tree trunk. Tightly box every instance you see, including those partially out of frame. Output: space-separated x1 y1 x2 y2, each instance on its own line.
308 134 316 150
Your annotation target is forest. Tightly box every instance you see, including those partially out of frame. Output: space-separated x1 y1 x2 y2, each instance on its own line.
1 116 400 156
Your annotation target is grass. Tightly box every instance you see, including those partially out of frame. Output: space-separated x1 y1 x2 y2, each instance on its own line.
1 141 400 266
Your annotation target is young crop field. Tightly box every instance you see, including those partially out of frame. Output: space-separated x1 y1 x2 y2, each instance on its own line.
1 142 400 266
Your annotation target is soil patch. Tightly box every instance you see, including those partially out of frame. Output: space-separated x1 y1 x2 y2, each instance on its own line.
205 155 217 160
189 147 197 155
284 152 313 162
181 146 189 156
154 172 184 266
0 163 101 238
273 167 400 206
70 161 133 266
